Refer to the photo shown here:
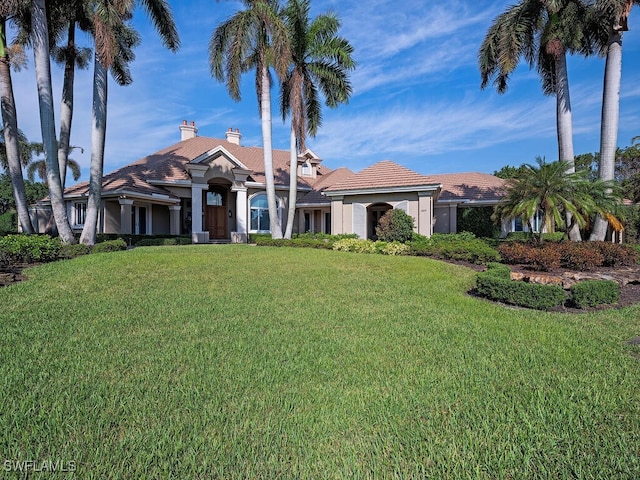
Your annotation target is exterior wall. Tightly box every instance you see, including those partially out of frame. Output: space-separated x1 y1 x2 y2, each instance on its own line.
104 201 121 234
330 192 435 238
434 205 451 233
152 205 171 234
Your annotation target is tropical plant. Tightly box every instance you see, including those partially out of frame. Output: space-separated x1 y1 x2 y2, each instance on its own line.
279 0 354 238
26 145 81 183
31 0 75 243
479 0 592 241
210 0 291 239
589 0 639 240
0 0 34 233
492 158 622 243
80 0 179 246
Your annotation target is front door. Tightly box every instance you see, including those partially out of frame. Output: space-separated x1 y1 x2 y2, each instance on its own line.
205 187 228 239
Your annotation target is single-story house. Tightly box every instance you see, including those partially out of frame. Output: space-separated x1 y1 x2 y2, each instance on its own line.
31 121 509 242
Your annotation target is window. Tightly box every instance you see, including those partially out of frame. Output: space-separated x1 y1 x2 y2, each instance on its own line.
206 191 223 206
301 161 312 176
74 202 86 225
324 212 331 234
250 194 270 231
514 217 523 232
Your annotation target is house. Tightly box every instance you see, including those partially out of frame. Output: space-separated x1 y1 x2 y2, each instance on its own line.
32 122 507 241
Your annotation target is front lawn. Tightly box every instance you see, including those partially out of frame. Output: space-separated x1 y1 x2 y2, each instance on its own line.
1 245 639 478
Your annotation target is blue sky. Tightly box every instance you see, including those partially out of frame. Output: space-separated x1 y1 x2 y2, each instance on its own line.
8 0 640 183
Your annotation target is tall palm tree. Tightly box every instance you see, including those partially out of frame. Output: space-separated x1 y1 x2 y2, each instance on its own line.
31 0 75 243
589 0 639 240
210 0 290 238
479 0 592 241
50 0 92 189
0 0 34 233
280 0 355 239
80 0 179 245
493 158 621 243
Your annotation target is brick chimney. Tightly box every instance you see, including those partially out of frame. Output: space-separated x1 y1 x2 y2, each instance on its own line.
225 127 241 146
180 120 197 141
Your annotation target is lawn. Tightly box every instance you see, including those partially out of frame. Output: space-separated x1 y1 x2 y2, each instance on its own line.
1 245 639 478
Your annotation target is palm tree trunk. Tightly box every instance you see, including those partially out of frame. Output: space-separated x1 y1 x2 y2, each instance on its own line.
555 51 581 241
260 63 282 239
80 56 107 246
58 21 76 189
284 125 298 239
0 18 34 234
31 0 75 244
590 30 622 241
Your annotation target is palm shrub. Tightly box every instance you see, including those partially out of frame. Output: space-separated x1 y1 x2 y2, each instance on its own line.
375 209 414 243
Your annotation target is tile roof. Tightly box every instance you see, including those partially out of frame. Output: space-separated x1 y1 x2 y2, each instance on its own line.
298 167 355 204
324 160 439 192
429 172 505 202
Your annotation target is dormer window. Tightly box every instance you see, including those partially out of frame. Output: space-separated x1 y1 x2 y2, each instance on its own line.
301 161 312 177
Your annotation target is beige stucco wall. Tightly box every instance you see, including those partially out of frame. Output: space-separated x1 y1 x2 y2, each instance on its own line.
103 201 121 234
152 206 171 234
330 192 435 238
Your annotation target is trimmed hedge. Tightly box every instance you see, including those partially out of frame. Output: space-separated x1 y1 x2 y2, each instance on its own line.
408 233 501 265
92 238 127 253
58 243 91 259
135 237 192 247
0 234 61 264
476 264 566 310
570 280 619 308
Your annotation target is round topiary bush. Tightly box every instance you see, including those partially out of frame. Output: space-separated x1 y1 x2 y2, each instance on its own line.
375 209 414 243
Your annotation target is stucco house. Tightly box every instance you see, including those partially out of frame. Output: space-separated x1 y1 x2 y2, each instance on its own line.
31 122 507 242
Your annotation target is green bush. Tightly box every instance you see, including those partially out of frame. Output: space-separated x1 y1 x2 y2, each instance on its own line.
457 206 501 238
504 232 564 242
332 238 378 254
135 237 192 247
408 233 500 265
375 209 415 243
58 243 91 259
92 238 127 253
0 234 61 264
0 211 18 234
256 237 334 249
476 264 566 310
570 280 619 308
379 241 410 256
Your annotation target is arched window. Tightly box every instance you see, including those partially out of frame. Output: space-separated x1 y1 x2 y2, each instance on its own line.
250 194 270 231
301 161 312 176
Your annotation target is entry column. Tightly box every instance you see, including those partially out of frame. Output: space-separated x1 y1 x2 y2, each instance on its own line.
191 184 209 243
232 187 247 243
119 198 133 235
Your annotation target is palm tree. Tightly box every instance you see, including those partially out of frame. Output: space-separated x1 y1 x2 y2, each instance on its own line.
80 0 179 245
26 145 82 183
589 0 639 240
31 0 75 243
210 0 290 238
0 0 34 233
279 0 355 239
479 0 592 241
493 158 621 243
50 0 92 189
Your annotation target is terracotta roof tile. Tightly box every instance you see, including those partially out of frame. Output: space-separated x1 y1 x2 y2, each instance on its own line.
324 160 438 192
429 172 505 202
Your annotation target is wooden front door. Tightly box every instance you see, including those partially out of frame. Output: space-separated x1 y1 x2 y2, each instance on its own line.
205 187 228 240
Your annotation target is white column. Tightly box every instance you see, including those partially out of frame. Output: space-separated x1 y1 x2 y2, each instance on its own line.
232 187 247 243
119 198 133 235
168 205 181 235
191 184 208 243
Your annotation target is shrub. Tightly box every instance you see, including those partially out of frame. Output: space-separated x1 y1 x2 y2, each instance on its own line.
557 243 604 271
408 233 500 265
332 238 378 254
592 242 637 267
135 237 192 247
375 209 414 243
498 242 561 271
58 243 91 259
0 234 61 264
0 211 18 234
476 265 566 310
570 280 619 308
380 241 410 256
92 238 127 253
457 206 501 238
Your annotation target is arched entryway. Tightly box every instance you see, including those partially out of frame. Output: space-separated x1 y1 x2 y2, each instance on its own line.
367 203 392 240
205 183 230 240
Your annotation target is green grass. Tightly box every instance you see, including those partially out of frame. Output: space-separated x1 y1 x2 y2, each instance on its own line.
1 245 639 478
